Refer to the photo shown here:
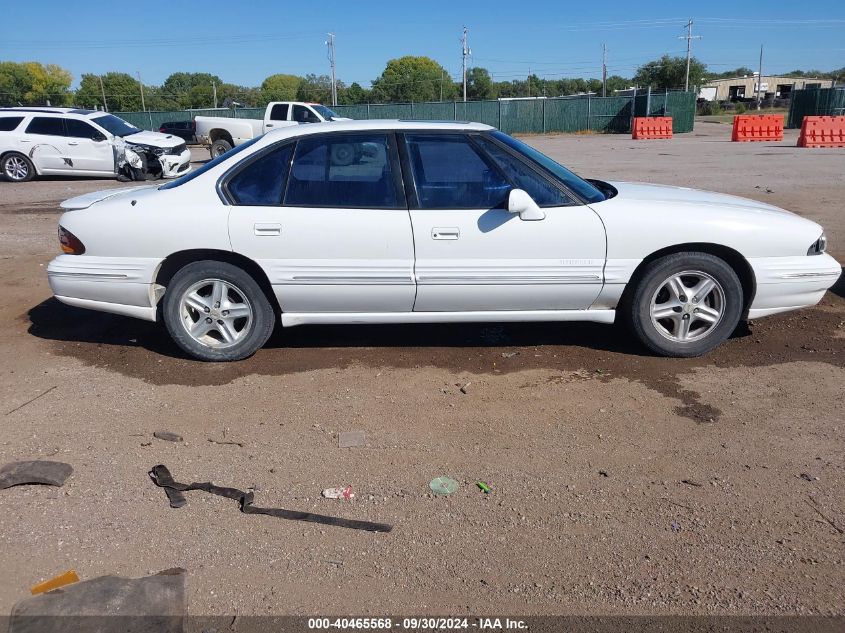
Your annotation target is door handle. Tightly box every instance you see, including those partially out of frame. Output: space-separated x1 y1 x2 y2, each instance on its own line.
68 142 79 146
266 123 274 127
432 227 459 240
254 223 281 236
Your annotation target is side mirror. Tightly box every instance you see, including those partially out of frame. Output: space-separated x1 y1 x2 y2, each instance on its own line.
91 132 107 142
507 188 545 221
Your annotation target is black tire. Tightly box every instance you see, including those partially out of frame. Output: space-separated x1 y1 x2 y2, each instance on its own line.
210 139 233 158
626 252 743 357
2 152 35 182
162 261 275 361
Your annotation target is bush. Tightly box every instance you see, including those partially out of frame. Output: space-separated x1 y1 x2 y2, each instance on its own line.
735 102 747 114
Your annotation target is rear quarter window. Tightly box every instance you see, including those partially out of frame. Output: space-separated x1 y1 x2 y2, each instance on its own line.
0 116 24 132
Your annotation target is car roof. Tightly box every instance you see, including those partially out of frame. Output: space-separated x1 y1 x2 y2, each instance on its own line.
265 119 494 139
0 107 99 116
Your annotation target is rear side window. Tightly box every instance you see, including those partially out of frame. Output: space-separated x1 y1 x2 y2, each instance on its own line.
0 116 23 131
25 117 65 136
269 104 289 121
474 135 574 207
227 143 293 205
285 134 399 208
404 134 510 209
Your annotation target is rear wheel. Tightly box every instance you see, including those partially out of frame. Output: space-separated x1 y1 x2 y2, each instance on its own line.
2 153 35 182
627 252 743 357
210 139 232 158
162 261 275 361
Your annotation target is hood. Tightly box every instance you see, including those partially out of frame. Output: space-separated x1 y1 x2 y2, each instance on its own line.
60 185 155 210
607 181 797 219
121 130 184 148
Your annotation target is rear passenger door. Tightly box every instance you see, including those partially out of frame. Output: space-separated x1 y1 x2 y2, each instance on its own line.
227 132 416 314
22 117 69 172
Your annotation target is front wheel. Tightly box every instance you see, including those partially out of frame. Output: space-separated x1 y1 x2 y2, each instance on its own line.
626 253 744 357
2 153 35 182
162 261 275 361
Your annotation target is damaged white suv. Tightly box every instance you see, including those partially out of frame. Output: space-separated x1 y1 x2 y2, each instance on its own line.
0 108 192 182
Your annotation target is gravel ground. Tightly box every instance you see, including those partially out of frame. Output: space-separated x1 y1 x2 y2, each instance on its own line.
0 123 843 617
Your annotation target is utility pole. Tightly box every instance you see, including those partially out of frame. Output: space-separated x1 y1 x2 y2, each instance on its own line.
602 43 607 97
136 71 146 112
461 26 469 102
756 44 764 110
678 19 701 92
527 67 531 98
212 81 217 108
98 75 108 112
440 69 444 102
326 32 338 106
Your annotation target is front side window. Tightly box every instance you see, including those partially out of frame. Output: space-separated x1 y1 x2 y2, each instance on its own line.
65 119 101 139
292 105 319 123
285 133 398 208
269 103 289 121
489 131 606 204
474 135 574 207
25 117 65 136
404 133 510 209
227 143 293 205
0 116 23 131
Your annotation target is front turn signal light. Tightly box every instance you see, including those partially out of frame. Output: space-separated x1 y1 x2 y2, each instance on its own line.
58 226 85 255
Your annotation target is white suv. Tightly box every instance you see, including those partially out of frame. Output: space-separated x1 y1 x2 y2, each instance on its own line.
0 107 192 182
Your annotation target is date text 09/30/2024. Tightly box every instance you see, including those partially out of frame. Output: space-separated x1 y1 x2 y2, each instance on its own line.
307 618 528 630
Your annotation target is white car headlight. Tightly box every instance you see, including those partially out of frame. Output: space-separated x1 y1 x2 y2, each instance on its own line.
807 233 827 256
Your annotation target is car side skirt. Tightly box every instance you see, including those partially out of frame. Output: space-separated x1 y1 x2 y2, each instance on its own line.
55 295 157 321
281 309 616 327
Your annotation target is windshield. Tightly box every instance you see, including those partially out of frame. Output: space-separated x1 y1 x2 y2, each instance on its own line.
490 131 606 204
92 114 142 137
312 105 340 120
158 136 262 190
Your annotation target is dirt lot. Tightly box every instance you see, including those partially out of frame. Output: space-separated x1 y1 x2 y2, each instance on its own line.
0 123 843 618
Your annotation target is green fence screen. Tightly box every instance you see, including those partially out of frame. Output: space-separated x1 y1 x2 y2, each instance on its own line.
114 91 696 136
787 88 845 128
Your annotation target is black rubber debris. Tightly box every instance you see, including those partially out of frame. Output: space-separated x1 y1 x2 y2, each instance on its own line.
0 461 72 489
9 568 186 633
149 464 392 533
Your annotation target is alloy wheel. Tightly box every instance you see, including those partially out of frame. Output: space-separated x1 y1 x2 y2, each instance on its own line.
5 156 29 181
179 278 253 349
649 270 726 342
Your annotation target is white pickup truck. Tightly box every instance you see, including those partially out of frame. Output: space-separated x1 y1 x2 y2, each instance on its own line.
195 102 350 157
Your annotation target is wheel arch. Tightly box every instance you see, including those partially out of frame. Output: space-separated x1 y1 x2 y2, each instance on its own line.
1 150 40 176
154 249 280 316
209 129 234 146
619 242 756 315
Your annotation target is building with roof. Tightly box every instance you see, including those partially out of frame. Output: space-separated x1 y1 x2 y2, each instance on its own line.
699 75 834 102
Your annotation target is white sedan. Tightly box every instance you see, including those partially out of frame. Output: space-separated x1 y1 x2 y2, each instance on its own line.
47 120 840 361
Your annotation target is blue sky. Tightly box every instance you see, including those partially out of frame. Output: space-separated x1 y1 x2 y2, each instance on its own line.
2 0 844 88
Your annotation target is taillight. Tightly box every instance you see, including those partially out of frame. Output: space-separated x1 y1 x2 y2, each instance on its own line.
159 127 166 132
58 226 85 255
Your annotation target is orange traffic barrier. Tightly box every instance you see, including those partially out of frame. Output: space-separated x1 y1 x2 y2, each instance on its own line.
731 114 784 142
632 116 673 139
797 115 845 148
31 570 80 595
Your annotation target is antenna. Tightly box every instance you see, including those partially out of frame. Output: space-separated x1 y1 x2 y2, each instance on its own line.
678 19 702 92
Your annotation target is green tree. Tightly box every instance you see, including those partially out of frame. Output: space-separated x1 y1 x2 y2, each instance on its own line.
296 74 336 103
260 73 301 102
466 67 496 100
633 55 707 90
161 72 223 108
604 75 630 94
75 72 142 111
706 67 754 80
0 61 72 106
339 81 370 105
371 56 457 103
